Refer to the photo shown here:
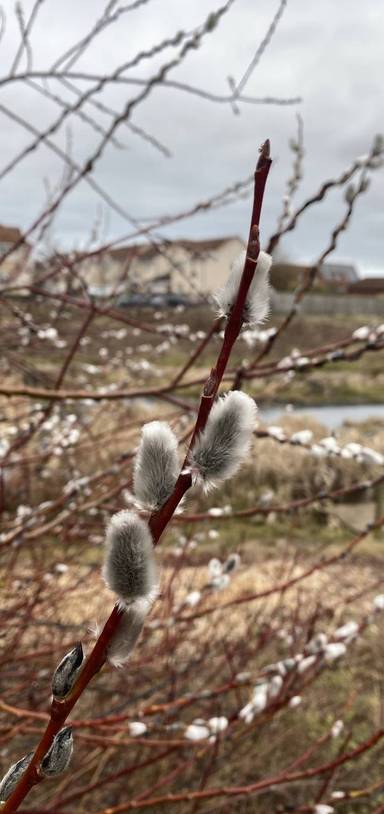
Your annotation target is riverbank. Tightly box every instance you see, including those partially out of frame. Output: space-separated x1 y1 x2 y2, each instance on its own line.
260 403 384 429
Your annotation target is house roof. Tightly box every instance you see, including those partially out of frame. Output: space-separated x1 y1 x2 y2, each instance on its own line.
348 277 384 295
168 236 240 252
108 236 240 263
41 237 241 268
0 224 23 243
319 262 359 284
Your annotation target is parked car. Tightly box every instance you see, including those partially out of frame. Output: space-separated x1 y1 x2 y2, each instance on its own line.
118 292 190 308
117 293 152 307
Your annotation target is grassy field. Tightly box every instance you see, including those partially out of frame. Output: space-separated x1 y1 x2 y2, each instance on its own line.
2 300 384 811
2 300 384 405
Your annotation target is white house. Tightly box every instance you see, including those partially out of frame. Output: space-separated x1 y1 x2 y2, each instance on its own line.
0 224 32 287
73 236 245 300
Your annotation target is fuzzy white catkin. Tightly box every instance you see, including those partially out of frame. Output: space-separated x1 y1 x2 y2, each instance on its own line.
128 721 147 737
184 590 202 607
297 655 316 674
331 720 344 738
334 620 358 642
106 604 147 667
268 675 283 698
190 391 257 490
102 511 158 605
373 594 384 610
239 682 269 724
208 557 222 577
307 633 328 654
0 753 33 802
291 429 313 445
324 642 346 662
133 421 179 510
215 250 272 325
185 723 210 741
208 717 228 733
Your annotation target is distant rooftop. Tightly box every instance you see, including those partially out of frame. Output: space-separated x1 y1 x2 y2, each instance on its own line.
319 261 359 284
0 224 23 243
349 277 384 295
359 267 384 279
108 236 241 263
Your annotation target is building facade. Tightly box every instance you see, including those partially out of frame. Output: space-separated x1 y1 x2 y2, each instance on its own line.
68 236 245 300
0 225 31 287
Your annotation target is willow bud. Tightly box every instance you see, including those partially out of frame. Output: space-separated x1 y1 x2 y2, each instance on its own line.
52 643 84 699
0 753 33 802
40 728 73 777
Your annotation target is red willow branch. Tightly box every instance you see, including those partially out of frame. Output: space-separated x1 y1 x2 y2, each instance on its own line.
2 326 382 404
0 173 254 289
175 471 384 523
172 512 384 625
2 140 272 813
60 728 384 813
0 308 97 510
252 142 381 368
0 3 236 269
265 143 378 256
1 422 381 553
39 746 179 813
230 0 288 98
169 318 223 388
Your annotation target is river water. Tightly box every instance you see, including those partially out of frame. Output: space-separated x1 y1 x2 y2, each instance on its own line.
261 404 384 430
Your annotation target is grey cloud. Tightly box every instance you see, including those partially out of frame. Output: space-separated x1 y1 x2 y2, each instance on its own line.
0 0 383 269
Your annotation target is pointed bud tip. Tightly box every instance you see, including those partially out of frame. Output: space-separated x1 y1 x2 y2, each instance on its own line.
259 139 270 158
255 139 271 172
59 726 72 738
52 643 84 699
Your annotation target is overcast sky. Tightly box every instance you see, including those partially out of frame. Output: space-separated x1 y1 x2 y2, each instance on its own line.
0 0 383 273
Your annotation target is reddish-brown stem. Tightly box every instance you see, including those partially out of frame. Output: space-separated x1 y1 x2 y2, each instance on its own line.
68 729 384 813
169 317 223 388
149 142 271 542
2 141 272 813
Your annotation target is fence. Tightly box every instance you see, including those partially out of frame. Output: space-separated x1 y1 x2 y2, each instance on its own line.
271 289 384 317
